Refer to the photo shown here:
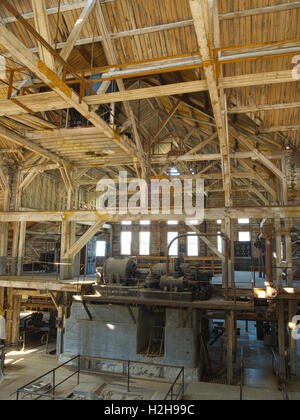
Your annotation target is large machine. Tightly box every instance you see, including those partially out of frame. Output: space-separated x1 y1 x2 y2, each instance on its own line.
99 256 213 301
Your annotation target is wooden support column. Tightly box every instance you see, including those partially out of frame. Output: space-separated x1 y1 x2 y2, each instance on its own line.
56 293 67 355
275 219 283 286
60 182 76 280
277 301 287 381
17 221 26 276
226 310 235 384
60 219 75 280
11 171 23 276
285 220 293 287
11 293 21 346
0 171 11 275
288 301 298 377
223 218 234 288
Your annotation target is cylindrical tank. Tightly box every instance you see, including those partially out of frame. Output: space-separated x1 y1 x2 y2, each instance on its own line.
152 262 176 277
103 257 137 285
160 275 184 292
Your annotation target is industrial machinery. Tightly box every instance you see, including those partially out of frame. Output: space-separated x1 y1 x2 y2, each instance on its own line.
100 257 213 301
102 257 137 286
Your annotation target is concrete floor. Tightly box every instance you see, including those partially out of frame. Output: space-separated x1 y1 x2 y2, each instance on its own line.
1 323 299 401
0 345 173 400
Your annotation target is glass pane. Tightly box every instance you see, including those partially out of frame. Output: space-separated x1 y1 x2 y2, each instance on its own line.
168 232 178 256
139 232 150 256
187 233 198 257
96 241 106 257
239 232 251 242
121 232 132 255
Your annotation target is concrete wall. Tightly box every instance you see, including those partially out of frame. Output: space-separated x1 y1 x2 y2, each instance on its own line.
63 303 203 373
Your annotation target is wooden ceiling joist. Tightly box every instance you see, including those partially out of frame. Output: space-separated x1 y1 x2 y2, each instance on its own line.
0 20 138 162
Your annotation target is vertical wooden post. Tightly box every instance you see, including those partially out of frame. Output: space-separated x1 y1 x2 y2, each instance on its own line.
60 181 76 280
0 175 10 276
288 301 298 377
223 217 234 289
277 301 287 381
17 221 26 276
285 220 293 287
275 219 283 286
226 310 234 384
11 294 21 346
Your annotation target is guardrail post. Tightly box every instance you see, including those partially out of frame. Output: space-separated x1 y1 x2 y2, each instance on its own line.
52 370 55 400
127 360 130 393
77 355 80 385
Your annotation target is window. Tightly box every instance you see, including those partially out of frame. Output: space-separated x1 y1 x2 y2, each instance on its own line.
239 232 251 242
168 221 178 226
238 219 250 224
96 241 106 257
217 235 223 253
122 221 132 226
168 232 179 256
139 232 151 256
169 167 181 176
187 233 198 257
140 221 151 226
121 231 132 255
186 220 199 226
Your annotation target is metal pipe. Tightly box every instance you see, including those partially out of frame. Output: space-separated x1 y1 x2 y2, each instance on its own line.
166 233 224 276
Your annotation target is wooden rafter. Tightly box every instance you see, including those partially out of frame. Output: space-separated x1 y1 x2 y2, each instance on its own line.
189 0 231 204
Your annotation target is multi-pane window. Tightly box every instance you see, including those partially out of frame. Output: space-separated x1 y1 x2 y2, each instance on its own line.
187 233 198 257
96 241 106 257
217 235 223 253
139 232 151 256
168 232 179 256
238 232 251 242
238 219 250 224
121 231 132 255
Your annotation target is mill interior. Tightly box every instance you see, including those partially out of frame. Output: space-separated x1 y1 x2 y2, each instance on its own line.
0 0 299 401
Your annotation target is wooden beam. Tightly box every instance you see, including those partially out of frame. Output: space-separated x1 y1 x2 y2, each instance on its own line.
95 2 146 178
189 0 231 205
0 22 138 160
0 124 69 167
259 125 300 133
230 127 287 180
151 101 181 146
238 160 277 201
182 132 218 157
220 1 300 20
189 225 225 261
57 0 97 74
63 221 105 259
228 102 300 114
2 2 87 25
0 166 11 196
0 70 298 116
18 158 47 192
31 0 55 70
0 206 298 223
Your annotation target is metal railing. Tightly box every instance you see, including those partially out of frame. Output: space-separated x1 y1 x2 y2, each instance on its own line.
240 346 244 401
16 355 81 400
16 354 186 400
0 259 89 282
163 367 185 401
271 347 290 401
